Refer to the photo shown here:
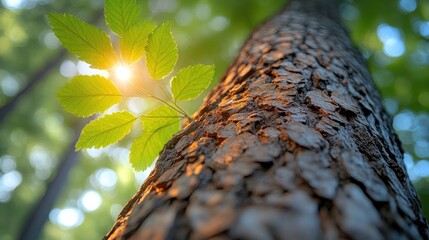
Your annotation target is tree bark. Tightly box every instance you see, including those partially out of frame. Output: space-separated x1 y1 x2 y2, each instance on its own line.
105 0 429 239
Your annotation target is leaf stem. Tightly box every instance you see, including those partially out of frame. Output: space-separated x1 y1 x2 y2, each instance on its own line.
133 87 192 121
154 83 192 122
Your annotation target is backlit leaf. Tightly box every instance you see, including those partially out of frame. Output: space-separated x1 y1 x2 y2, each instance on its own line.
57 75 122 117
105 0 141 36
171 64 215 101
48 13 117 69
145 22 178 79
141 105 180 133
76 111 136 150
130 106 179 170
120 20 156 64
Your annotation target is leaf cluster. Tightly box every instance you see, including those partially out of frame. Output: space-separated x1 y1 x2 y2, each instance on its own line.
49 0 215 170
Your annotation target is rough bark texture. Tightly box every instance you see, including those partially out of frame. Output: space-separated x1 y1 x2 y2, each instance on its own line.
105 0 429 239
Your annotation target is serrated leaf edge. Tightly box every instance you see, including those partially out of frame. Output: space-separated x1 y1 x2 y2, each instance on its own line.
76 111 137 150
48 13 116 69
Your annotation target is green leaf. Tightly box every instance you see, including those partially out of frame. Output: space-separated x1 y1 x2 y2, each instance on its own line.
141 105 180 133
120 21 156 64
145 22 178 79
105 0 141 36
57 75 122 117
130 106 179 170
48 13 117 69
171 64 215 101
76 111 136 150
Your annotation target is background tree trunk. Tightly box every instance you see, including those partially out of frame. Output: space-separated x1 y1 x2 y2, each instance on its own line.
0 10 103 124
105 0 429 239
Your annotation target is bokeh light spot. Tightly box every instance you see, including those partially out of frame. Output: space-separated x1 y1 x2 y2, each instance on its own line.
79 190 102 212
210 16 229 32
415 141 429 158
383 38 405 57
418 21 429 37
0 74 20 97
0 191 11 203
377 24 406 57
404 152 414 170
410 160 429 181
0 155 16 173
60 60 77 78
195 3 211 21
0 170 22 191
50 208 84 229
393 111 415 131
43 31 60 49
90 168 118 191
86 148 104 159
383 98 398 115
110 204 122 219
1 0 24 10
29 146 53 170
399 0 417 13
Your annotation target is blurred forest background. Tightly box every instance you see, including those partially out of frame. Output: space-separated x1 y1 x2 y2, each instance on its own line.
0 0 428 239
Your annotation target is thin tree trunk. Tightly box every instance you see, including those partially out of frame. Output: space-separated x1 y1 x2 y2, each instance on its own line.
0 9 103 124
0 50 66 123
106 0 429 239
18 120 86 240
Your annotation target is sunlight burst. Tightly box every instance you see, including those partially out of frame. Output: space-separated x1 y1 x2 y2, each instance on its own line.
114 65 132 82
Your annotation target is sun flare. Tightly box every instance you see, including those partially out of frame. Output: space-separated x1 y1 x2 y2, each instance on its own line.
114 64 132 82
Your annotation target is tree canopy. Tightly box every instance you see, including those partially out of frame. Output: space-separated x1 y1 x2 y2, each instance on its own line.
0 0 428 239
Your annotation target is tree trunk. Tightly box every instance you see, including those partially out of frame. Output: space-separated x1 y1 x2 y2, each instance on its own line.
105 0 429 239
0 9 104 124
19 119 86 240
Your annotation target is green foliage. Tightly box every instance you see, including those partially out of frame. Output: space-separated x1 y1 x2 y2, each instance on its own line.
48 13 117 69
76 111 136 150
130 106 179 170
57 75 121 117
145 22 178 79
105 0 141 36
120 21 156 64
50 0 214 171
171 64 215 101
